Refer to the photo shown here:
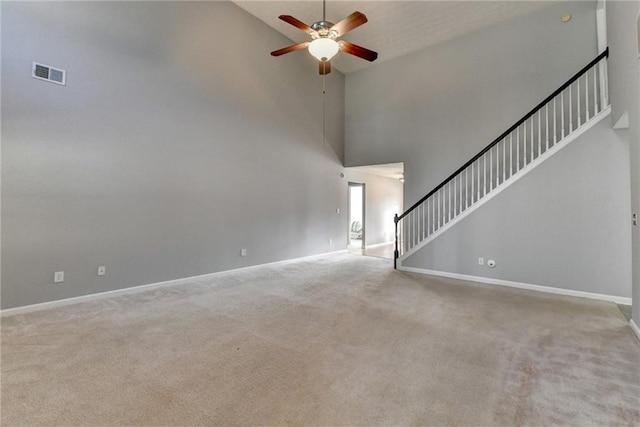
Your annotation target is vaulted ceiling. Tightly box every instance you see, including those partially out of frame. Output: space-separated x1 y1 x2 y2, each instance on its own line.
234 1 554 74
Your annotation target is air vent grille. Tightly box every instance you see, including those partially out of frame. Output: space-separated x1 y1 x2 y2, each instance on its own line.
32 62 66 85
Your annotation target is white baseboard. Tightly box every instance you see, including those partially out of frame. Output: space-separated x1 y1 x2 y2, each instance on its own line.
630 319 640 342
398 265 632 306
0 249 348 317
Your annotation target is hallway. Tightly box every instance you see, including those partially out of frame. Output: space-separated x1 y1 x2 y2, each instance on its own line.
348 240 395 259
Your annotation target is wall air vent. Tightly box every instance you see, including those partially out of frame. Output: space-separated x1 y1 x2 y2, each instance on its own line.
32 62 66 86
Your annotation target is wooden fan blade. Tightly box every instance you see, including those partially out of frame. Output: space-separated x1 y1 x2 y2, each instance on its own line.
271 42 309 57
330 11 368 37
279 15 317 36
319 60 331 75
339 40 378 62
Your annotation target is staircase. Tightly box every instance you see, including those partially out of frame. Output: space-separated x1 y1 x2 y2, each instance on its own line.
394 49 610 268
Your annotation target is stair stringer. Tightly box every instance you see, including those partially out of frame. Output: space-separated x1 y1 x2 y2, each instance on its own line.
397 106 611 266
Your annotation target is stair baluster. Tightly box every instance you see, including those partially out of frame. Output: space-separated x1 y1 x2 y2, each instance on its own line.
394 49 610 265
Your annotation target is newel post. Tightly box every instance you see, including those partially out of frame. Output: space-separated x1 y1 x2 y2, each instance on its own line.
394 213 399 269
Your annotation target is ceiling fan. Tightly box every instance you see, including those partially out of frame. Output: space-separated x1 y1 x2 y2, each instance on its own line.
270 0 378 75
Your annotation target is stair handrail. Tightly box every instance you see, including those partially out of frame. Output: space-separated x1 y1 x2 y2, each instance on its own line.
397 47 608 223
394 47 609 267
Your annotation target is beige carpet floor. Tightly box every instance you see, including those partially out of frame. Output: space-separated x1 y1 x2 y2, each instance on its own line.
2 252 639 426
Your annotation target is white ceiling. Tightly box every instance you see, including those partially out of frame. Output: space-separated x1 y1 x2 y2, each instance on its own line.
234 1 554 74
347 162 405 180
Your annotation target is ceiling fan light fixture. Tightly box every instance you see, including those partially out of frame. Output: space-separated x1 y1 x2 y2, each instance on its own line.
308 38 339 62
271 8 376 74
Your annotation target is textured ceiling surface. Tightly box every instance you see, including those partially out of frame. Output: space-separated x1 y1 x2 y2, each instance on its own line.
234 1 553 74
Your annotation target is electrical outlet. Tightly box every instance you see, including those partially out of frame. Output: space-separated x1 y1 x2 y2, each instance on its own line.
478 257 484 266
97 266 106 276
53 271 64 283
240 248 247 257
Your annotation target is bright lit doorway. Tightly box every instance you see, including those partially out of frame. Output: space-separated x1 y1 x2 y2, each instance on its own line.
344 162 404 259
348 182 365 252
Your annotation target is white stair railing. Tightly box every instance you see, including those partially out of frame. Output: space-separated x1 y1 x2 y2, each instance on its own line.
394 49 609 266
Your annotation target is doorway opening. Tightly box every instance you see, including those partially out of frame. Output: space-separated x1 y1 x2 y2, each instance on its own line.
348 182 365 252
344 162 404 259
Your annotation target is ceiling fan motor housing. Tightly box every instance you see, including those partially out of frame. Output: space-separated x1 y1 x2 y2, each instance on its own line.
311 21 336 38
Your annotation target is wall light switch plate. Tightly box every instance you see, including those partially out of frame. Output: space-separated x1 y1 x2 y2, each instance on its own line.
54 271 64 283
240 248 247 257
478 257 484 266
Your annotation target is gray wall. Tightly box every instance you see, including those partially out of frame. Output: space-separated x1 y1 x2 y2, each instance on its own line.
345 169 403 245
403 118 632 299
607 1 640 319
345 1 633 299
1 1 347 309
345 1 599 207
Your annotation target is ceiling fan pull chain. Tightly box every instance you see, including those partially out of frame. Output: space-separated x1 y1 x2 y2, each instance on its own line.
322 74 326 147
